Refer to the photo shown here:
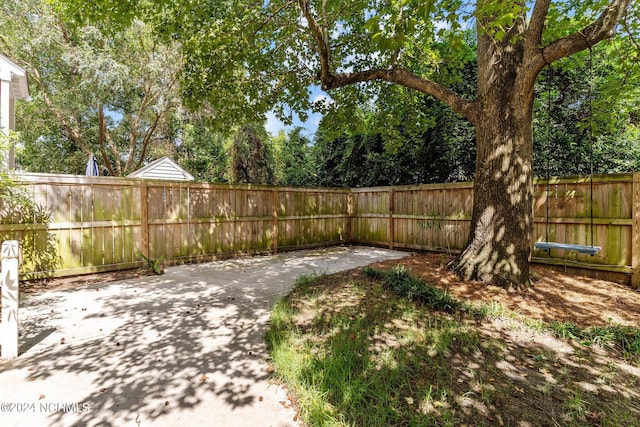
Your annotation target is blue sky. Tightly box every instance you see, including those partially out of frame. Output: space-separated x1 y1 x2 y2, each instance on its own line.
265 110 322 139
265 85 330 140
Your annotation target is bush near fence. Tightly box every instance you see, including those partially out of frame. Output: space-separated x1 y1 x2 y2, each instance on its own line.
3 172 639 287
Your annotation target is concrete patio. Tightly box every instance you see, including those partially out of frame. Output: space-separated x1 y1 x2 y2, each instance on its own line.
0 246 407 427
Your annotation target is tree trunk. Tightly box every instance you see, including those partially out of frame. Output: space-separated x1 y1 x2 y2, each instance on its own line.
451 32 535 289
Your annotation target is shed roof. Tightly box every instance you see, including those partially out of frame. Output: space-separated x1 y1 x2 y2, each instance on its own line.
0 53 29 99
128 157 195 181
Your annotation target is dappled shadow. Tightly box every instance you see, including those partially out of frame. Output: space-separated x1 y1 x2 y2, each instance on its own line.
5 273 281 426
0 246 405 426
0 182 60 278
279 270 640 426
371 252 640 328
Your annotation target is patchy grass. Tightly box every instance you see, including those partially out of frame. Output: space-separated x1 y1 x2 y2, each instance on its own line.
266 268 640 427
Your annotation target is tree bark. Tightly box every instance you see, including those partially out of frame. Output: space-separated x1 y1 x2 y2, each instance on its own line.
452 96 535 288
450 21 536 289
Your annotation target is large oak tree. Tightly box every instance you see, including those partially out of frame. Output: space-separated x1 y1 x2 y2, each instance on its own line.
56 0 639 287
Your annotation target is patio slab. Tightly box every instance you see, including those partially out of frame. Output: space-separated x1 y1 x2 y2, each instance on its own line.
0 246 407 427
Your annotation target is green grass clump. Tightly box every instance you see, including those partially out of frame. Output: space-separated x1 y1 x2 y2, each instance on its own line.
547 322 640 355
363 265 460 313
266 269 640 427
266 274 467 426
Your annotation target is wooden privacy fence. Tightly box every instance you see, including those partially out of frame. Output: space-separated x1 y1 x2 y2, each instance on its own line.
1 173 350 278
352 173 640 287
2 172 640 287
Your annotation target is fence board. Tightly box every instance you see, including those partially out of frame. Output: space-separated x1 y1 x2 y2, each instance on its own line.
4 173 639 286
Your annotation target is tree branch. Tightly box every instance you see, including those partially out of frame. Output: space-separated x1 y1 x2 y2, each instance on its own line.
327 68 478 123
253 0 297 38
297 0 478 123
102 118 121 175
540 0 633 67
525 0 551 56
132 112 164 173
98 104 118 176
29 65 90 155
298 0 333 86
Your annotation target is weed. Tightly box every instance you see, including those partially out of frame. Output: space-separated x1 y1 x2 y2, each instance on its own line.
563 388 589 423
138 252 164 274
364 265 460 313
549 321 580 340
547 322 640 356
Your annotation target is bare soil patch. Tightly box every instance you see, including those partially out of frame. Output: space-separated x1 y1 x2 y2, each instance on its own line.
369 251 640 328
21 269 156 294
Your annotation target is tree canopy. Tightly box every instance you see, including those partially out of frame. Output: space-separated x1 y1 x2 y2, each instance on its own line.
51 1 639 129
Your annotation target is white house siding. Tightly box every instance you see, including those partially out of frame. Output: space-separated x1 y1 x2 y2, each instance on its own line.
0 54 29 171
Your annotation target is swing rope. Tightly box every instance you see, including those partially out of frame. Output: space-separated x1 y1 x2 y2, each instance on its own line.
535 44 600 256
544 64 553 247
587 44 595 248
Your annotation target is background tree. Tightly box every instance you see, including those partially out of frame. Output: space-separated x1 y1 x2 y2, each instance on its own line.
230 124 276 185
1 0 183 176
276 127 316 187
175 115 230 183
533 45 640 177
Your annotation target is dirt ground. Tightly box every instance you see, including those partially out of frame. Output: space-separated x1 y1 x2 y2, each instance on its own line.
21 269 157 294
369 252 640 329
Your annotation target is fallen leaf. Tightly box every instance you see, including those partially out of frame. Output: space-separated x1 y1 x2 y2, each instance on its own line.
164 401 169 406
99 388 107 392
39 394 45 400
259 396 263 402
199 375 208 382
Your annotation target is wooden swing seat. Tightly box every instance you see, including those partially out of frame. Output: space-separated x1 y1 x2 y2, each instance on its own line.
534 241 600 256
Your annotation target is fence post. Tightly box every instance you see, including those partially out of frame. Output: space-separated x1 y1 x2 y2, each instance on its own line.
632 174 640 288
388 188 395 249
140 180 150 259
347 192 353 242
1 240 20 359
272 188 279 254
